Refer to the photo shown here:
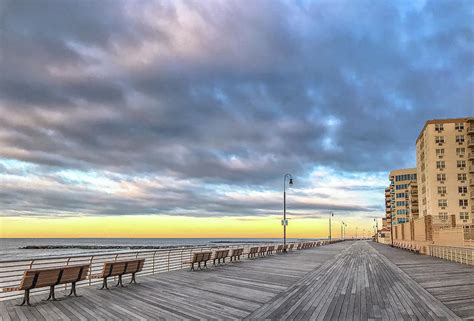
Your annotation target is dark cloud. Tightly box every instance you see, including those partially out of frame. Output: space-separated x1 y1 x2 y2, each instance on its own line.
0 0 472 217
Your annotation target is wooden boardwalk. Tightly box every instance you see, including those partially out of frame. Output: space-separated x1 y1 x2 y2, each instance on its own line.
1 241 472 320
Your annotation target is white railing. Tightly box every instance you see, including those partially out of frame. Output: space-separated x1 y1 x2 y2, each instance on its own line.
427 244 474 265
0 240 333 301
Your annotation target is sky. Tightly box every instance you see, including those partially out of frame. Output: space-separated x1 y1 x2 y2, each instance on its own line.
0 0 473 238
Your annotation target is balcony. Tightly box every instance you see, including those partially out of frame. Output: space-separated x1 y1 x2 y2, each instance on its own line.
469 152 474 160
469 139 474 147
468 126 474 134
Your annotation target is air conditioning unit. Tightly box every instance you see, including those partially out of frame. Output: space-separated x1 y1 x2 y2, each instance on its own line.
438 143 443 146
441 206 446 209
461 193 466 196
462 206 466 209
461 180 465 183
440 193 445 196
460 154 464 158
463 219 467 222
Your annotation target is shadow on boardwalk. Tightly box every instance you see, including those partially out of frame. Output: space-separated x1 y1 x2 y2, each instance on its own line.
1 241 472 320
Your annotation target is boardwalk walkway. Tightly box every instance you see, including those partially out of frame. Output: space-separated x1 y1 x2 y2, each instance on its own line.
1 241 473 320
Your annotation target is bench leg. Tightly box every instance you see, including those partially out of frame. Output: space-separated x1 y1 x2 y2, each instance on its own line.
46 285 56 301
198 262 201 269
116 275 124 287
129 273 137 284
191 263 195 271
204 261 208 268
17 290 31 306
68 282 79 296
100 277 109 290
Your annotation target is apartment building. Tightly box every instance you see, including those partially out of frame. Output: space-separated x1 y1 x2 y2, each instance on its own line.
416 118 474 226
406 181 419 221
387 168 418 225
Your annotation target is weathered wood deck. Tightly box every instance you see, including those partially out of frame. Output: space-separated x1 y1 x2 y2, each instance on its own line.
1 241 473 321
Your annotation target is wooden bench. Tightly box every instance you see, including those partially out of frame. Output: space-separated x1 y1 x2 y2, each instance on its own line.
229 248 244 261
91 259 145 289
276 245 283 253
2 264 90 306
288 244 294 251
185 252 212 271
213 249 229 265
267 245 275 254
258 246 267 257
248 247 259 258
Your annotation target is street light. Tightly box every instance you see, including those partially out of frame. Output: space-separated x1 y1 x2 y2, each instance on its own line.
374 218 379 243
390 213 394 247
329 212 334 241
341 221 344 241
283 174 293 252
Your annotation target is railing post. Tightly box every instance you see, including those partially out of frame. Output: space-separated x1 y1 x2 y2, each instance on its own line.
89 256 94 285
65 258 71 290
167 250 171 272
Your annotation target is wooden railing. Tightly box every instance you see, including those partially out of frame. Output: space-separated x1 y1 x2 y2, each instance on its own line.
427 244 474 265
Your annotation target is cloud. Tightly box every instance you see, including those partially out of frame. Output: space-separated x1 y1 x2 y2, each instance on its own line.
0 0 472 218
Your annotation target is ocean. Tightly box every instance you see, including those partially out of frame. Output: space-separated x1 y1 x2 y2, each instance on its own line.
0 238 312 261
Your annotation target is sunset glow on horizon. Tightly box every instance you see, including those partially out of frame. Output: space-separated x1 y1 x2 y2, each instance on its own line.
0 215 374 239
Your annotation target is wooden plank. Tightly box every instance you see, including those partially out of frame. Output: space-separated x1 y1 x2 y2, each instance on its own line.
1 241 471 320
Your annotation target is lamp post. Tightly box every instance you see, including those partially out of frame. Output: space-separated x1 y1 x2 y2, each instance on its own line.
341 221 344 241
390 213 394 247
374 218 379 243
283 174 293 252
329 212 334 241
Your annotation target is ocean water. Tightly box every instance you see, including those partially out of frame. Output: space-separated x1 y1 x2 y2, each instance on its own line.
0 238 315 261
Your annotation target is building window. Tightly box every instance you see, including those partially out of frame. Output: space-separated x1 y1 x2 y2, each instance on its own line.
456 135 465 143
436 148 444 156
435 136 445 144
456 148 465 156
457 160 466 169
458 173 467 181
458 186 467 194
396 184 408 190
396 193 406 198
437 174 446 182
455 122 464 130
438 199 447 207
459 199 468 207
435 123 444 132
460 212 469 220
437 186 447 195
438 212 448 221
436 161 445 169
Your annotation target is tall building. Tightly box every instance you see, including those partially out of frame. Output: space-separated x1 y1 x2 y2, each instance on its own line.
387 168 418 225
406 180 419 221
416 118 474 226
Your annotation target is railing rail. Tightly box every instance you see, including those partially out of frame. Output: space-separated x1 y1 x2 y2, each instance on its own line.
0 240 332 301
427 244 474 265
